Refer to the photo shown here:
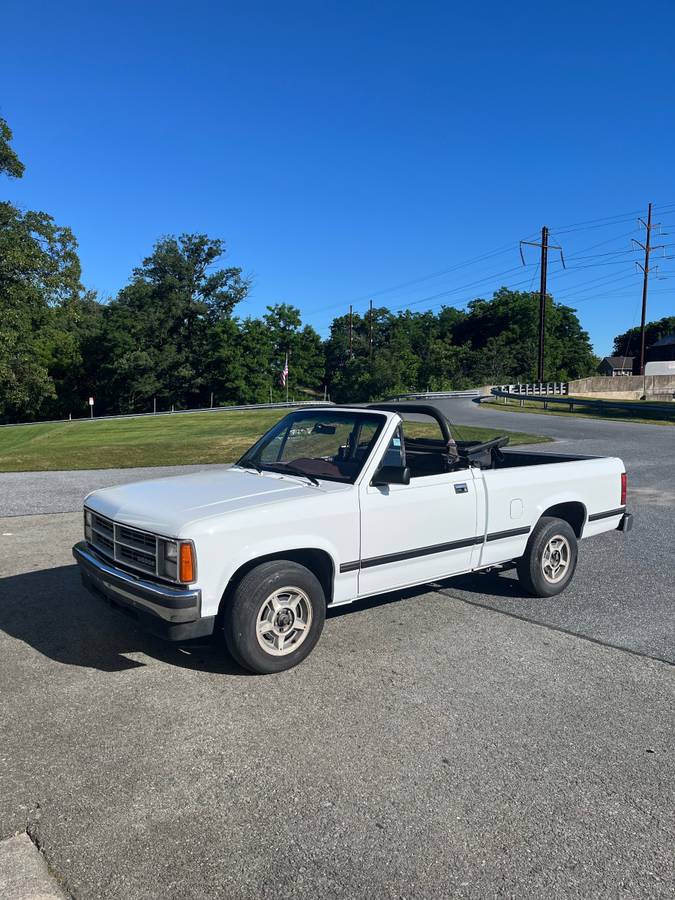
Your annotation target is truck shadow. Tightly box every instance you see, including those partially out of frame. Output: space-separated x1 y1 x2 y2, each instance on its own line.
0 564 526 675
0 564 247 674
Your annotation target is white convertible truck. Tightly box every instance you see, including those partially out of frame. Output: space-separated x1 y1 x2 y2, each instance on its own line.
73 404 632 674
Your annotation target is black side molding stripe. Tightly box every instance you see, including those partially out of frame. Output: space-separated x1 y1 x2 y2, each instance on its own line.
339 526 530 572
588 507 626 522
360 537 478 569
486 526 531 542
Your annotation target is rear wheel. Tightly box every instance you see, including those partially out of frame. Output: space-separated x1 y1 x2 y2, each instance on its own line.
222 560 326 674
516 516 578 597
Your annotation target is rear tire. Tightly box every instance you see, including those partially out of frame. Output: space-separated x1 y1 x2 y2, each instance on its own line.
516 516 578 597
222 560 326 674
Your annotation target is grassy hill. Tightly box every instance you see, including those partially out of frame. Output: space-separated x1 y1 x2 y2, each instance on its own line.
0 408 547 472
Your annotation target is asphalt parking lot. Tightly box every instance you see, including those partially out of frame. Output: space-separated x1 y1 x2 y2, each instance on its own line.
1 400 673 899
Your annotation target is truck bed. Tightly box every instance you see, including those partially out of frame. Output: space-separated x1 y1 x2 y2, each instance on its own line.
490 449 592 468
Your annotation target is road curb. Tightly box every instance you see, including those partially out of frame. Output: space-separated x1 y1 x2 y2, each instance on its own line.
0 832 70 899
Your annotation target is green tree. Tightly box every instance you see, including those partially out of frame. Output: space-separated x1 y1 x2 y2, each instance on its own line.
0 188 83 421
324 289 595 401
457 288 596 383
0 117 25 178
613 316 675 357
264 303 325 398
206 316 275 405
37 291 105 418
98 235 250 413
325 307 424 401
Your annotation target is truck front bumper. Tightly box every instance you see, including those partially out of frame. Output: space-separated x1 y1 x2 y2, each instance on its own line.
72 541 215 641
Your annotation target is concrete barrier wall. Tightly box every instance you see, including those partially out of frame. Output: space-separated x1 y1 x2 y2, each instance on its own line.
568 375 675 399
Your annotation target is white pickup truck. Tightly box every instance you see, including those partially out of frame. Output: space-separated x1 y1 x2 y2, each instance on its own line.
73 404 632 674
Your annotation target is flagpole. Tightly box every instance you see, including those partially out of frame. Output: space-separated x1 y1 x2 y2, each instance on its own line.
286 350 289 403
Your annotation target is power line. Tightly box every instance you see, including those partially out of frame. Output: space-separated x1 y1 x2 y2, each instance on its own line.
321 213 665 325
551 215 643 235
563 248 642 261
549 228 640 261
295 204 675 340
550 201 675 232
385 268 555 318
563 259 643 270
554 270 639 302
382 263 528 314
342 237 538 311
549 208 645 232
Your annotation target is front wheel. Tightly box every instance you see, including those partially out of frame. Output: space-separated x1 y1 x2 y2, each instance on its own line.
516 516 578 597
222 560 326 674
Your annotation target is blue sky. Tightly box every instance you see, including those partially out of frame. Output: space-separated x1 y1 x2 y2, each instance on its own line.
2 0 674 354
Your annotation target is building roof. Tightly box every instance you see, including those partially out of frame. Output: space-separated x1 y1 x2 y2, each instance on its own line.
602 356 634 367
651 333 675 347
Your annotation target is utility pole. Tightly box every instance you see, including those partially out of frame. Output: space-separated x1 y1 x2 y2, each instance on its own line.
520 227 565 382
348 305 353 359
538 227 549 383
633 203 664 374
368 299 373 364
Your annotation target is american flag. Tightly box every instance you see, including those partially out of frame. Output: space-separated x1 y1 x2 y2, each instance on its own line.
279 353 289 387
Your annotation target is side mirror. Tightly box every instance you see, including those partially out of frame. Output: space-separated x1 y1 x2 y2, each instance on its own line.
372 465 411 486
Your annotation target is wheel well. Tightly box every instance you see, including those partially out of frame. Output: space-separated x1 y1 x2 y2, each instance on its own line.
218 549 335 618
540 501 586 537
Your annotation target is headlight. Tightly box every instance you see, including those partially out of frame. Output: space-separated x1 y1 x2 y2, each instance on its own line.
158 539 196 583
84 508 92 541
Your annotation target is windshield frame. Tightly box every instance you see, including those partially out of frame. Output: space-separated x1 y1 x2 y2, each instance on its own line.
235 409 388 485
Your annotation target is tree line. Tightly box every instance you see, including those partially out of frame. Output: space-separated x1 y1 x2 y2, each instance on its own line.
613 317 675 358
0 116 633 424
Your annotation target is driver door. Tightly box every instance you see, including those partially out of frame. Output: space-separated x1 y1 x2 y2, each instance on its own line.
357 427 480 597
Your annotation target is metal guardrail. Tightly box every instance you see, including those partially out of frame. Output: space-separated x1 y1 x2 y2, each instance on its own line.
489 389 675 415
388 390 481 400
0 400 334 429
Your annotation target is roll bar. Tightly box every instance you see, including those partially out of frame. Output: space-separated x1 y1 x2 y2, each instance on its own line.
366 403 454 445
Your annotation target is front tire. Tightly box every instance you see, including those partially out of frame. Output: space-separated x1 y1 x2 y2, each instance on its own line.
222 560 326 674
516 516 578 597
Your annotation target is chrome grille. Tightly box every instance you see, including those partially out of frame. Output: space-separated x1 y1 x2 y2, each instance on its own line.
89 511 158 577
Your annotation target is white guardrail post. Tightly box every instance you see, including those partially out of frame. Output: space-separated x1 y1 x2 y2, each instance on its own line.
496 381 568 396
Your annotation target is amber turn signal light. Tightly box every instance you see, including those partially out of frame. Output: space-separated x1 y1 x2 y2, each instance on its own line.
179 542 196 583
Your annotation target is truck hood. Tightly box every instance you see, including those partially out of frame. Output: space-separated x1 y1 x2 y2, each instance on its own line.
85 466 329 536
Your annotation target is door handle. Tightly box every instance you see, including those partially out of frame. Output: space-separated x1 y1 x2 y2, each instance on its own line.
454 483 469 494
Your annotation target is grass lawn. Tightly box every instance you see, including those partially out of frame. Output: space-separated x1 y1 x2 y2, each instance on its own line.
0 408 548 472
483 397 675 426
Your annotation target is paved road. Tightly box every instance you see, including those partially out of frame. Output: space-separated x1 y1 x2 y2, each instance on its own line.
1 402 673 898
423 399 675 665
1 513 673 900
0 464 218 517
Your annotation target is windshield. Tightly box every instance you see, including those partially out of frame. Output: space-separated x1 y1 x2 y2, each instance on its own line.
236 410 386 484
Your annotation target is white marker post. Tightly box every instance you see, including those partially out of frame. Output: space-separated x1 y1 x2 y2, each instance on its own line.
88 396 94 419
